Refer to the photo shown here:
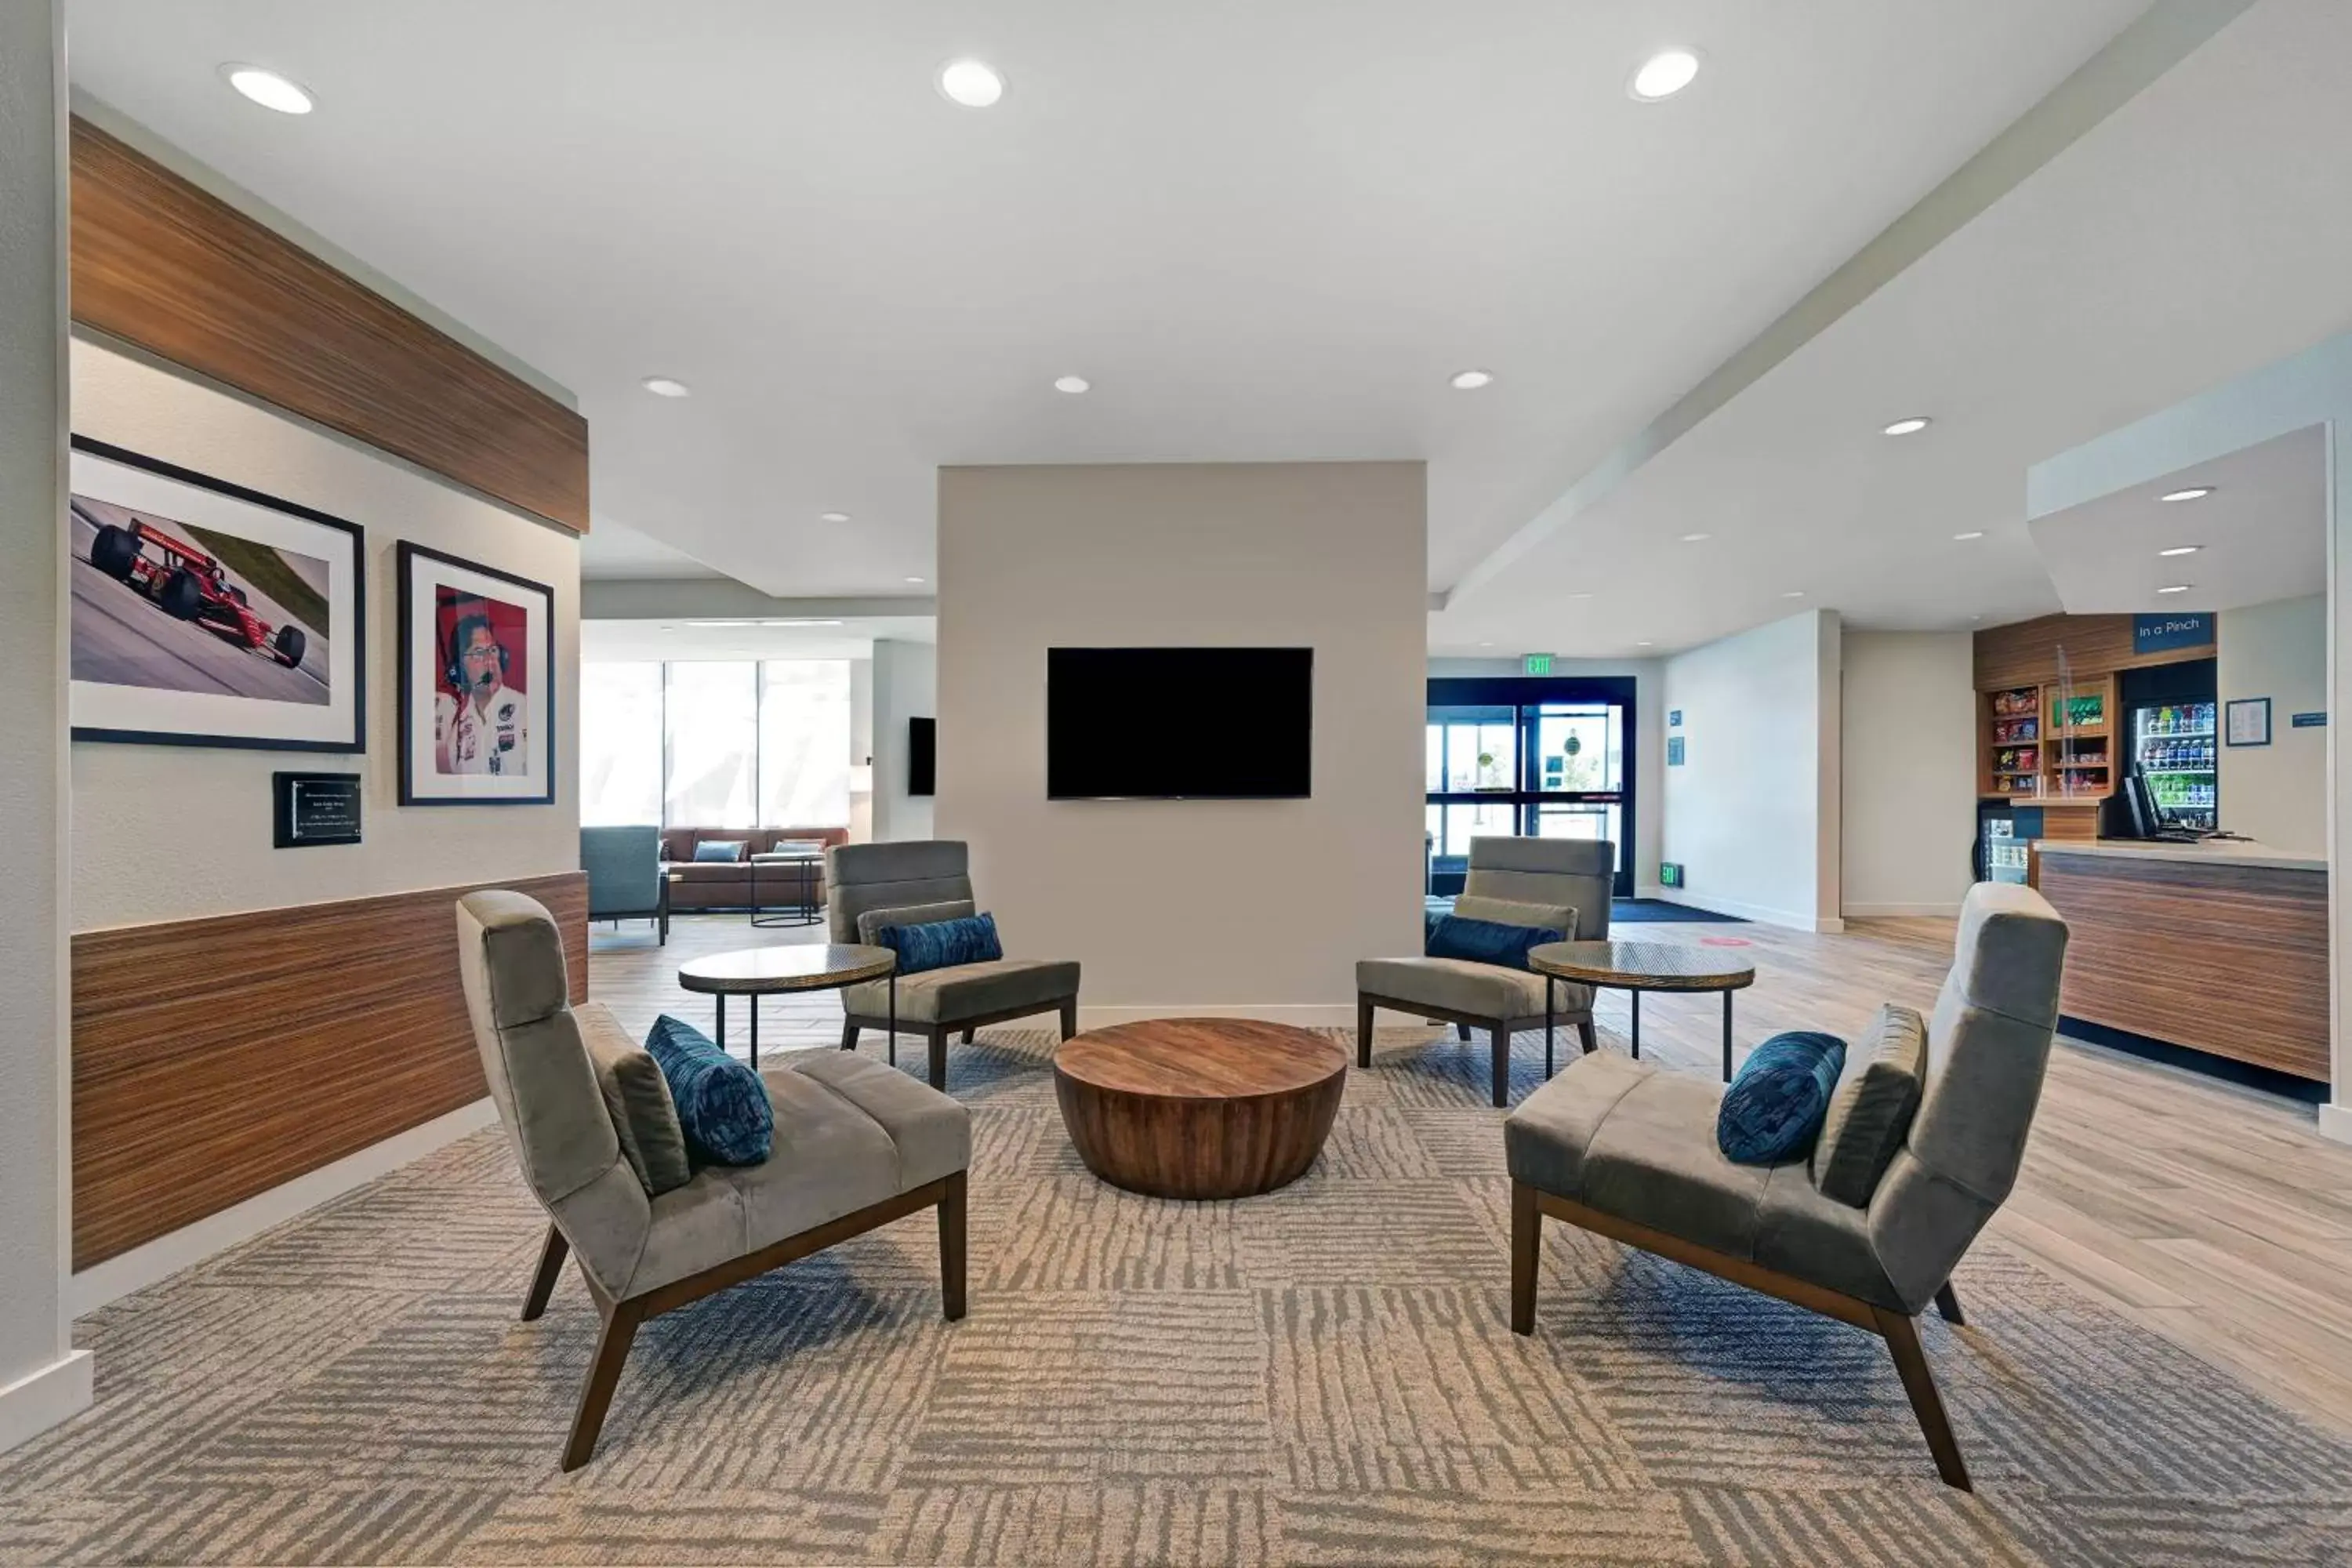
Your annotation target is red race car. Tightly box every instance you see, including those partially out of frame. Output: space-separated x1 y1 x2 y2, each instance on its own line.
82 511 309 670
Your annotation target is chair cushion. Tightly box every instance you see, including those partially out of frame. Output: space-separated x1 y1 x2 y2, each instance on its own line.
1357 956 1554 1021
1451 894 1579 942
844 957 1080 1025
879 913 1004 975
856 898 978 944
579 1003 691 1196
692 840 750 863
1812 1004 1928 1207
1716 1031 1845 1165
1505 1052 1900 1310
645 1014 773 1166
626 1051 973 1298
1425 914 1564 970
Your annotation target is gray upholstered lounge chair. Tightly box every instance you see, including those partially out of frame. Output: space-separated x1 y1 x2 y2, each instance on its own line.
455 889 971 1471
581 825 667 942
829 840 1082 1091
1357 837 1614 1107
1504 881 2068 1490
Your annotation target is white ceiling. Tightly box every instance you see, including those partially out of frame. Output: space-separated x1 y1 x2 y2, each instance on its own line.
66 0 2169 637
575 518 724 582
2028 425 2325 615
583 616 935 665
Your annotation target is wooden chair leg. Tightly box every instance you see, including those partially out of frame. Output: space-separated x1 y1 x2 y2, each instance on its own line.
1510 1181 1541 1334
840 1018 860 1052
1356 996 1375 1068
1577 1020 1598 1055
562 1298 644 1472
521 1223 568 1321
1933 1281 1965 1327
1872 1307 1971 1491
960 1026 975 1044
1455 1021 1472 1042
938 1171 967 1321
927 1027 949 1091
1490 1019 1511 1109
1058 999 1079 1040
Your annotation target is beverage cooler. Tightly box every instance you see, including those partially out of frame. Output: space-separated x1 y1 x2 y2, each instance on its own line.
2119 659 2219 832
1974 801 2038 885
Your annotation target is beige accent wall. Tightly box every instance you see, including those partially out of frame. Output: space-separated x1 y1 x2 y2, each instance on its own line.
935 463 1426 1022
68 337 581 931
2219 594 2325 857
1841 630 1978 916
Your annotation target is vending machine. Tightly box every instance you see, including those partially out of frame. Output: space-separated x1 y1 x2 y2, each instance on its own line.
2119 659 2219 832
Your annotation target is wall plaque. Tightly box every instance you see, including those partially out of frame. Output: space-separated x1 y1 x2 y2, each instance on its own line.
274 771 362 848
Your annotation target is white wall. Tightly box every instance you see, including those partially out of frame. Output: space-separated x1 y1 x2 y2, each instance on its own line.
1425 656 1666 893
1840 630 1978 916
69 339 582 931
870 637 935 841
2219 594 2325 856
1660 608 1845 931
937 463 1425 1022
848 655 875 841
0 0 90 1455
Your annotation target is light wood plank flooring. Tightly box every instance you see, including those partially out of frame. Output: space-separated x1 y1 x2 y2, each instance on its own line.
587 909 2352 1436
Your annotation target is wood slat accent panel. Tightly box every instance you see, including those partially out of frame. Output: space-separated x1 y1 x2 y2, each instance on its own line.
68 117 590 533
72 871 587 1269
1974 612 2213 691
2036 853 2328 1080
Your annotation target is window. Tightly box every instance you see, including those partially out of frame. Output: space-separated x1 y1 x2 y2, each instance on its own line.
579 662 662 826
1425 679 1635 898
664 662 760 828
758 660 851 826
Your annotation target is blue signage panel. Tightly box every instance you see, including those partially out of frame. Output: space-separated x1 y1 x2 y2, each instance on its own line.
2133 612 2213 653
2292 711 2328 728
1668 709 1683 728
1666 736 1686 767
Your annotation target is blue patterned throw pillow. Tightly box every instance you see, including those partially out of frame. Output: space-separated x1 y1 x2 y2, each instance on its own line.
1717 1030 1847 1166
1425 914 1563 971
878 912 1004 975
691 840 747 863
644 1014 771 1166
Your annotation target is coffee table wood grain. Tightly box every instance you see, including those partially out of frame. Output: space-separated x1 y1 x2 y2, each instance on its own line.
1053 1018 1348 1200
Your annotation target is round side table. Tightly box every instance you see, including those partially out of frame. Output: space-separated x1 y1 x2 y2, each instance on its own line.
1529 939 1758 1081
676 943 895 1068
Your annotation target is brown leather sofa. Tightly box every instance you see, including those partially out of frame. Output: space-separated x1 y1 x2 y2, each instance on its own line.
659 826 851 911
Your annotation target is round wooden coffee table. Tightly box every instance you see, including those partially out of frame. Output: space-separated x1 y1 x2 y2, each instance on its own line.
1529 938 1758 1082
677 943 895 1069
1053 1019 1348 1200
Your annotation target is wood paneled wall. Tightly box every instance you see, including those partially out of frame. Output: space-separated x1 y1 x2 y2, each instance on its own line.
2036 852 2328 1080
1973 612 2212 691
68 116 590 533
71 871 587 1270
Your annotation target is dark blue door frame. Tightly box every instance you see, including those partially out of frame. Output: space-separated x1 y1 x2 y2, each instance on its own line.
1425 676 1638 900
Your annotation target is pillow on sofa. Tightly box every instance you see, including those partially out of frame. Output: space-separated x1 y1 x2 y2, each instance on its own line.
1717 1031 1846 1165
692 840 749 863
581 1013 692 1196
878 912 1003 975
1425 914 1564 970
645 1014 772 1166
1810 1003 1929 1206
1451 895 1578 942
857 898 978 945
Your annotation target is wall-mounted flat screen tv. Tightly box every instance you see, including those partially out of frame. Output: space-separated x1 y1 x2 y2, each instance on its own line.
1047 646 1312 800
908 717 936 797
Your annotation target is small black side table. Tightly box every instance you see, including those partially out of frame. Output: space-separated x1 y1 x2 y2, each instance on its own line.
749 851 822 928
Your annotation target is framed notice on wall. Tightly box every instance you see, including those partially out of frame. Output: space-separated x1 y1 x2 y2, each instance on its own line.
2225 697 2271 748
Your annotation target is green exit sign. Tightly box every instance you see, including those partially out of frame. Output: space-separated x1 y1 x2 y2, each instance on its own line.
1522 653 1554 676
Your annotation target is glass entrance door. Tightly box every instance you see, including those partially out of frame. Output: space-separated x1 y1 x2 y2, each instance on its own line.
1425 681 1635 899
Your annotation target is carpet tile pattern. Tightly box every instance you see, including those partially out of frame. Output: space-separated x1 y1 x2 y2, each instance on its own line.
5 1025 2352 1565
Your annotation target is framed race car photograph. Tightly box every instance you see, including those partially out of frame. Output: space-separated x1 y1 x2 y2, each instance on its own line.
67 437 365 751
397 541 556 807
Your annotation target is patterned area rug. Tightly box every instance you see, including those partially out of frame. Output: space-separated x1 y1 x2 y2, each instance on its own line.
5 1027 2350 1566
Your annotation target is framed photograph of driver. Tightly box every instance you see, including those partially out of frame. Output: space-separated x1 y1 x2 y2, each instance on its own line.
397 542 555 806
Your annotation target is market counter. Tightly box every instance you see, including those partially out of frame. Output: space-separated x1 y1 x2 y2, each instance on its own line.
2031 839 2328 1081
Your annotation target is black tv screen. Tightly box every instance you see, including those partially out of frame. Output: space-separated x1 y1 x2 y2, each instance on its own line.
1047 647 1312 800
908 717 936 797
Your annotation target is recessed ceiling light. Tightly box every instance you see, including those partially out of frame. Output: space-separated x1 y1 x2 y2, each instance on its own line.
905 575 926 585
1566 592 1594 601
2160 486 2214 503
1479 641 1495 648
641 376 690 397
1449 368 1494 390
1628 49 1701 102
1679 532 1711 543
2158 545 2201 557
222 64 313 114
1054 375 1091 394
819 511 851 524
1953 531 1984 541
1635 640 1655 647
2157 584 2193 594
938 59 1005 107
1882 416 1933 437
1781 590 1805 598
